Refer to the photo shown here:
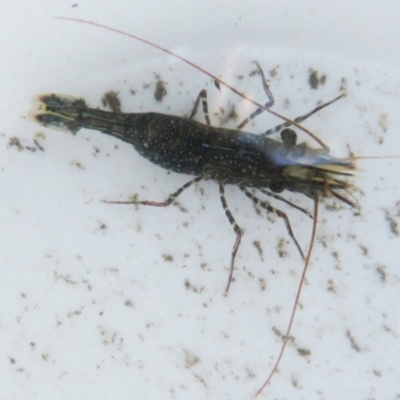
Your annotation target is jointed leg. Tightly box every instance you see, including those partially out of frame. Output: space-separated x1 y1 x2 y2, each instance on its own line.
104 176 203 206
263 93 345 136
258 188 313 219
189 89 211 126
237 61 275 129
240 187 305 260
219 184 242 293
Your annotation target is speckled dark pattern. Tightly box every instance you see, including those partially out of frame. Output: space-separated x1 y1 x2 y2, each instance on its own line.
36 94 355 202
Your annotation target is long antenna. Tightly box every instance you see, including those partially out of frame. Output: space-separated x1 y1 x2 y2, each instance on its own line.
55 16 330 149
256 197 319 396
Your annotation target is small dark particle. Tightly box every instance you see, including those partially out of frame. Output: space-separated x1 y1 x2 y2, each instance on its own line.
247 271 255 279
154 74 167 102
340 77 348 91
327 279 337 293
346 330 361 352
376 266 386 282
173 200 188 213
8 137 24 151
276 237 288 258
272 327 283 338
67 310 82 318
269 67 278 78
184 279 204 294
71 160 85 170
184 349 200 368
272 327 295 345
162 254 173 262
126 194 140 211
54 271 78 285
383 209 399 236
359 244 368 256
309 70 319 89
25 146 37 152
249 68 260 77
246 368 256 379
297 348 311 357
253 240 264 261
226 104 239 121
324 202 344 212
308 68 327 89
282 98 291 109
258 278 266 291
10 136 45 152
34 139 44 151
379 113 389 132
220 104 239 125
214 80 221 90
346 144 355 158
124 300 134 308
102 91 121 113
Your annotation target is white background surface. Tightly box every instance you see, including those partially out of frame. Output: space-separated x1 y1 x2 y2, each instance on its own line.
1 1 400 400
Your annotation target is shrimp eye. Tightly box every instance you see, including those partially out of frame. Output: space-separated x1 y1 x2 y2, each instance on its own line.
270 180 286 193
281 128 297 149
